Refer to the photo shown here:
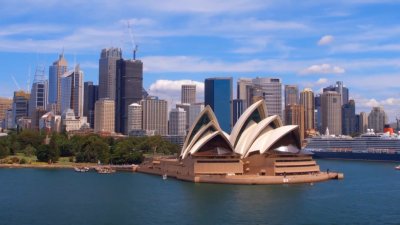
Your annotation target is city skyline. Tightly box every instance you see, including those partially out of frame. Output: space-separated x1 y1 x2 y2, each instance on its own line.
1 1 400 121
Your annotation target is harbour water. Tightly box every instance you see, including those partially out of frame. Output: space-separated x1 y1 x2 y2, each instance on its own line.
0 160 399 225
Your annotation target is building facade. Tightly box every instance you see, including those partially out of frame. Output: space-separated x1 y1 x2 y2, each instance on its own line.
359 112 368 134
60 65 84 118
83 81 98 128
321 91 342 135
127 103 142 133
94 99 115 133
115 59 143 134
98 48 122 100
251 77 283 120
48 52 68 114
300 88 314 136
181 84 196 104
368 107 387 133
12 91 30 129
285 104 305 141
284 85 299 106
141 96 168 136
169 108 187 136
323 81 349 106
0 98 12 126
204 77 233 133
342 100 356 135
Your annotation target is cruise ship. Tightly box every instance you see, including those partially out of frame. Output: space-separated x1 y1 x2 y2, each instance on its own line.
304 129 400 162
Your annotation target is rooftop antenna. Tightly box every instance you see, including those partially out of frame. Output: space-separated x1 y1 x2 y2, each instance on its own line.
127 21 138 60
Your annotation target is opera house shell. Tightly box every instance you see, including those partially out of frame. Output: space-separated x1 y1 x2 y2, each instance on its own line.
138 100 343 184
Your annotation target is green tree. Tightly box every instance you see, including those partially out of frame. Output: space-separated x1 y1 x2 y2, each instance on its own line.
36 144 60 163
22 145 36 157
17 130 45 150
75 136 110 164
111 139 143 164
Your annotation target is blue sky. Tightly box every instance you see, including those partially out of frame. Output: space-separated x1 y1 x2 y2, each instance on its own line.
1 0 400 121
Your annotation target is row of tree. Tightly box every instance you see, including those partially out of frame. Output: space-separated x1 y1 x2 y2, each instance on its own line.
0 130 180 164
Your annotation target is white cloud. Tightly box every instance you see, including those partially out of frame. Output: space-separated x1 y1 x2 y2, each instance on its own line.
148 79 204 106
316 78 328 85
318 35 334 46
300 64 345 75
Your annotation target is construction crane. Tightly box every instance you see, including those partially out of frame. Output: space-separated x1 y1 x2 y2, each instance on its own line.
11 75 21 90
127 21 138 60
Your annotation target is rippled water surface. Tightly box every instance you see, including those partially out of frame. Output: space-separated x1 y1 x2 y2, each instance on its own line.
0 160 399 225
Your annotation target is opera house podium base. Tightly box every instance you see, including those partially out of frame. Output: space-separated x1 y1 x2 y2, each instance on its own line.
137 154 344 185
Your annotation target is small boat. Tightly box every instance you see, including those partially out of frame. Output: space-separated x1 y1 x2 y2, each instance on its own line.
395 165 400 170
74 167 90 172
162 174 167 180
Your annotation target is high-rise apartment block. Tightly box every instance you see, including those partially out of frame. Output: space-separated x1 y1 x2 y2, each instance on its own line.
368 107 387 133
48 52 68 113
205 77 232 133
321 91 342 135
98 48 122 100
116 59 143 134
169 108 187 136
141 96 168 136
342 100 356 135
181 84 196 104
83 82 98 128
284 85 299 106
94 99 115 133
300 88 315 136
60 65 83 118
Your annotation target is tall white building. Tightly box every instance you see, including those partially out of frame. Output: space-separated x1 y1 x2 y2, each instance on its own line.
60 65 84 118
141 96 168 136
359 112 368 133
252 77 283 119
368 107 387 133
61 109 89 132
127 103 142 133
188 103 204 129
321 91 342 135
94 99 115 133
169 108 187 136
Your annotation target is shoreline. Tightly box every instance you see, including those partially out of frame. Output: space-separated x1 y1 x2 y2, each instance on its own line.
0 163 97 169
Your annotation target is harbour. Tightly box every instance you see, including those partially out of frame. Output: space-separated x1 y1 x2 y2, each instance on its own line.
0 159 398 225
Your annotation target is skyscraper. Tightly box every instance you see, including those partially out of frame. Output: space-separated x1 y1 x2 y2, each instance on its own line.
368 107 387 133
237 78 252 110
285 104 305 141
0 98 12 127
359 112 368 133
48 52 68 114
94 99 115 133
115 59 144 134
98 48 122 100
321 91 342 135
60 65 84 118
127 103 142 133
300 88 315 136
188 103 204 129
323 81 349 105
12 91 30 128
141 96 168 136
29 66 48 130
181 84 196 104
83 82 98 128
314 94 322 134
342 100 356 135
204 77 232 133
251 77 283 119
169 108 187 136
284 85 299 106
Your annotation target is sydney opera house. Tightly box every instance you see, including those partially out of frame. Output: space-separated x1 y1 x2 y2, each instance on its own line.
138 100 343 184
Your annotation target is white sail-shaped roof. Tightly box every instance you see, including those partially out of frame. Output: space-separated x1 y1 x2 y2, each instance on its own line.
246 125 299 157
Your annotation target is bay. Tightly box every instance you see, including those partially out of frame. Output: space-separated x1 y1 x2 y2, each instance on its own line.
0 160 399 225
